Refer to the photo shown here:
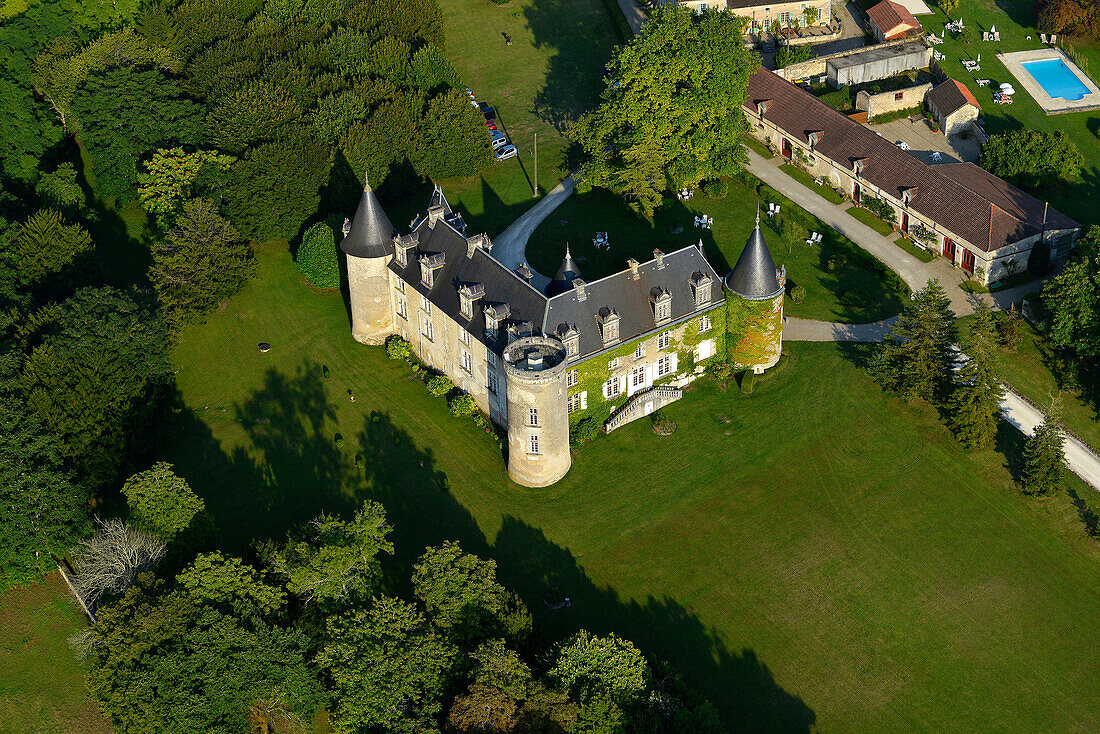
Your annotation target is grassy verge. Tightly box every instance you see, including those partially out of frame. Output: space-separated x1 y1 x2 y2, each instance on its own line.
165 252 1100 730
894 235 936 262
960 279 990 294
846 205 895 236
527 175 908 323
0 575 110 734
990 271 1036 292
779 163 846 204
743 135 775 159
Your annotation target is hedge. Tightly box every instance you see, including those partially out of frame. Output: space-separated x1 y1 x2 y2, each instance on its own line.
296 222 340 288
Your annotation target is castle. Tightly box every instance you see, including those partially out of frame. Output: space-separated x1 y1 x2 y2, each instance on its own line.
341 177 786 487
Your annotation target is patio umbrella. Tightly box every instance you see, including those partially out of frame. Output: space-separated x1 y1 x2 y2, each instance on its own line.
977 53 981 61
1000 82 1013 90
990 24 996 33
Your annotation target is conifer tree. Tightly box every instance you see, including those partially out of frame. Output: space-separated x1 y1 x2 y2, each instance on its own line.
1021 399 1066 495
870 279 957 403
949 302 1005 449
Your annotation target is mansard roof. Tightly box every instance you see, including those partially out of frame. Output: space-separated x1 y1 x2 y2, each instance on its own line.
390 215 547 355
544 244 723 359
341 175 395 259
726 215 783 300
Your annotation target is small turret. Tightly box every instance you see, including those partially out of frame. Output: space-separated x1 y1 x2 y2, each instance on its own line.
546 244 583 296
343 171 396 345
725 207 785 371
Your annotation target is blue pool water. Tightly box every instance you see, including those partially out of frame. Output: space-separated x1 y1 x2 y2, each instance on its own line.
1021 58 1090 101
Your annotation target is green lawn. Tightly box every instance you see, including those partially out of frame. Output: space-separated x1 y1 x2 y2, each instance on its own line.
0 575 110 734
895 235 936 262
526 179 908 323
922 1 1100 228
434 0 624 236
162 243 1100 731
779 163 847 203
846 204 896 235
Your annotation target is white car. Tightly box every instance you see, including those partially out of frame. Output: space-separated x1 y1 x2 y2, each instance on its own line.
494 144 518 161
490 130 507 149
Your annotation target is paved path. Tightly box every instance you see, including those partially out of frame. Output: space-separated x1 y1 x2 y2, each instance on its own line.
1001 389 1100 490
615 0 646 36
491 176 575 287
784 316 896 341
744 149 1043 316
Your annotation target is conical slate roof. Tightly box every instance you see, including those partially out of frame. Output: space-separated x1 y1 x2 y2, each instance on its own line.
340 174 395 259
546 244 582 296
725 212 783 300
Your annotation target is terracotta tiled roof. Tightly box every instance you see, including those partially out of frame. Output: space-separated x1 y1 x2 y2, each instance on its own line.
866 0 921 38
744 69 1079 252
927 78 981 114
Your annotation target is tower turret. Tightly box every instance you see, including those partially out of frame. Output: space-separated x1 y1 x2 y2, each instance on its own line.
725 210 785 371
546 244 582 296
342 173 396 345
503 336 571 487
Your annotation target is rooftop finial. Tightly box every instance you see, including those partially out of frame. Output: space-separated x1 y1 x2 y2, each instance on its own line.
755 201 761 228
565 242 571 257
363 169 371 192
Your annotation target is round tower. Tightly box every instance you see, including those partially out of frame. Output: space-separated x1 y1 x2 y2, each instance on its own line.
502 336 571 487
725 210 785 371
341 173 396 345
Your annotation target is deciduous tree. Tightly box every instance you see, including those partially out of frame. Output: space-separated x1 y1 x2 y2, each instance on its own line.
121 462 205 541
549 632 650 705
137 148 234 218
1041 226 1100 363
570 6 758 217
70 518 166 606
176 552 285 616
413 541 512 646
980 130 1084 188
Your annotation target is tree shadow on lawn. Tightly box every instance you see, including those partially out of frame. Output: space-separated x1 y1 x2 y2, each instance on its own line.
165 363 814 732
525 0 621 135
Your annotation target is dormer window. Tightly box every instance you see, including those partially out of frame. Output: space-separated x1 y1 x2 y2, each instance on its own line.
418 252 445 288
458 282 485 320
757 99 772 117
484 302 510 340
556 323 580 358
466 233 491 259
902 186 917 206
595 307 620 346
650 287 672 324
852 158 866 176
689 270 712 308
807 130 823 149
427 204 446 227
395 232 418 268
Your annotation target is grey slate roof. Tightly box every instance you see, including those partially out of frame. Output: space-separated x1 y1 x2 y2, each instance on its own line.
390 217 548 355
341 177 396 259
726 216 783 300
547 245 583 297
544 245 724 359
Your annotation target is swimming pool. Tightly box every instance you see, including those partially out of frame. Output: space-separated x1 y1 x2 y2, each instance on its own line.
1021 58 1091 101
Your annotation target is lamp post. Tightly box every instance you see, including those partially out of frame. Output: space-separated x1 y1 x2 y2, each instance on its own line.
533 132 538 197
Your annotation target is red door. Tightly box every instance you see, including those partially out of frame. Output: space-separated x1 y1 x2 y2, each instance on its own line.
961 248 975 273
782 138 792 159
942 237 955 262
852 182 861 203
901 211 909 234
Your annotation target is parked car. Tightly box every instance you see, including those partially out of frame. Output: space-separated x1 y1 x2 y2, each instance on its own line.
479 103 496 120
494 144 517 161
485 120 498 130
490 130 507 149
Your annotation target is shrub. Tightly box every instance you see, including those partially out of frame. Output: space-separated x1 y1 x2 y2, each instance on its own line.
779 217 808 248
739 370 755 393
427 374 454 397
652 412 676 435
861 195 896 224
980 130 1084 188
570 417 602 444
448 393 477 417
710 362 732 380
790 285 807 304
296 222 340 289
702 179 728 198
775 44 812 69
386 335 411 361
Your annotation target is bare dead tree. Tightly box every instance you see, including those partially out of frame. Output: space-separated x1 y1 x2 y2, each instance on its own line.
70 517 166 608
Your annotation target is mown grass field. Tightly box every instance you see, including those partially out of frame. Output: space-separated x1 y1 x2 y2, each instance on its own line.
0 575 109 734
156 243 1100 731
526 179 909 323
921 0 1100 228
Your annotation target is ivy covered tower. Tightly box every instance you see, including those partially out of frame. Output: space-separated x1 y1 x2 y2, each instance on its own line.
724 211 785 371
341 173 396 345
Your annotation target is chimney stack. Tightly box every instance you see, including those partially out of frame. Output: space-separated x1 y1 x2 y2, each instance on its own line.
627 258 640 280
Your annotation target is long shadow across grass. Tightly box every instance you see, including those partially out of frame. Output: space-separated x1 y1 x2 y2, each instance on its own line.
164 363 815 732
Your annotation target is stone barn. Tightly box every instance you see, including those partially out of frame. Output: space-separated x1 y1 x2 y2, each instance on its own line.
926 78 981 136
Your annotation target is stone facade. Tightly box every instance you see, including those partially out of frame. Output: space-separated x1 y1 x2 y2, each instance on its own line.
343 186 785 487
856 82 932 119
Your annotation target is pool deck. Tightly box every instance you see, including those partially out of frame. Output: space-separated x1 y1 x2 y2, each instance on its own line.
998 48 1100 114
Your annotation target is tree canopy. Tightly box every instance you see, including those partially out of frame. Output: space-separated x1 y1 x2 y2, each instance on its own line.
570 6 759 217
121 462 205 542
979 130 1084 189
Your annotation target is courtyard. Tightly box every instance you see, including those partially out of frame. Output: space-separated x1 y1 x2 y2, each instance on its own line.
869 114 982 162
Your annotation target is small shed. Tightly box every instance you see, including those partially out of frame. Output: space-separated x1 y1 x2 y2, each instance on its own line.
926 79 981 136
867 0 922 42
